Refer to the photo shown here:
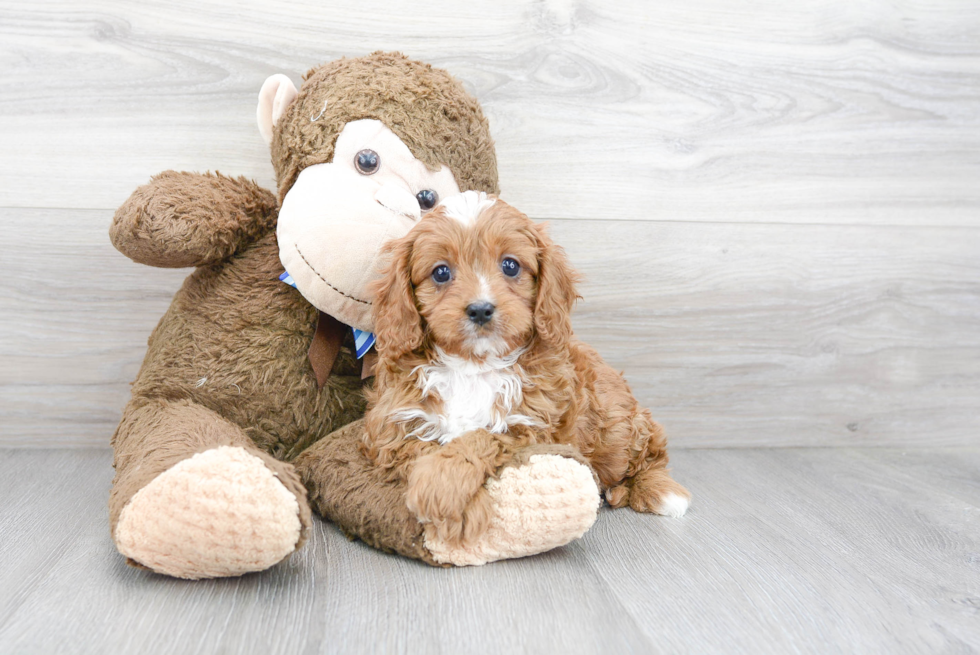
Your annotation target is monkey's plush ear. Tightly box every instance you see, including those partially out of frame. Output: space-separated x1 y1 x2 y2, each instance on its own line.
257 74 299 146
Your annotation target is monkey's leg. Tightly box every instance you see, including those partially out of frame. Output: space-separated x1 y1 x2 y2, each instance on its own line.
294 422 601 566
109 398 311 580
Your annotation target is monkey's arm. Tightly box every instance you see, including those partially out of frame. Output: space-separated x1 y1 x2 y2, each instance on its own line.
110 171 278 268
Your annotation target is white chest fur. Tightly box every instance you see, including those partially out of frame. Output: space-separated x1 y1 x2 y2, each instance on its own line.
393 349 536 445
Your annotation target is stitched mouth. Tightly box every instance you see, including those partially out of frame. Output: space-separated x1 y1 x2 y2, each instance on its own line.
294 242 372 306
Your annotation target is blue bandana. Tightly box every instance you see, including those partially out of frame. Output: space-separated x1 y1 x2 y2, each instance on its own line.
280 271 375 359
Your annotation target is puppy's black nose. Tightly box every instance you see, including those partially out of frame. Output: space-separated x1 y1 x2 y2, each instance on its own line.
466 301 495 326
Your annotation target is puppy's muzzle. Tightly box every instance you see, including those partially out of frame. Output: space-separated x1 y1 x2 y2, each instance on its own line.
466 302 495 326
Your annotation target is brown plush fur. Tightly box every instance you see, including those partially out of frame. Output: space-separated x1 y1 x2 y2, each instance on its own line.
110 398 313 555
109 174 366 542
363 197 691 547
110 171 279 268
272 52 499 204
109 53 503 570
292 419 439 566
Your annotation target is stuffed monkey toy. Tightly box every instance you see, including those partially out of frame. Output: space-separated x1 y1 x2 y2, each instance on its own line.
108 52 601 579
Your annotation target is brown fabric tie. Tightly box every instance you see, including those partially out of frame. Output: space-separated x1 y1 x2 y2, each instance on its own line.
308 311 378 387
308 311 346 389
361 351 378 380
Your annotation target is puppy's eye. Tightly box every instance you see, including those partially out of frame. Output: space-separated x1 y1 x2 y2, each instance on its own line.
501 258 520 278
432 264 452 284
354 149 380 175
416 189 438 211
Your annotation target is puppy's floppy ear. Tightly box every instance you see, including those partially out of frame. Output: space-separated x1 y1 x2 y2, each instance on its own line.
371 233 424 360
531 222 580 350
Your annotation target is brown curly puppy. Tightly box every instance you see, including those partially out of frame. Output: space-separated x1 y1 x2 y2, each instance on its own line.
363 192 691 547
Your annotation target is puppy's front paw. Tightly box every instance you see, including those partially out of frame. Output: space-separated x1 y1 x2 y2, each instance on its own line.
406 449 493 546
413 488 495 548
424 448 601 566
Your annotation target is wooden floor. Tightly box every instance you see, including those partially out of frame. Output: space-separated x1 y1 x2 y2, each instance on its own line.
1 447 977 654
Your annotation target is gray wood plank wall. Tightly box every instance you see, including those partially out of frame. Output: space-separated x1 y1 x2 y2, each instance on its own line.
1 0 978 447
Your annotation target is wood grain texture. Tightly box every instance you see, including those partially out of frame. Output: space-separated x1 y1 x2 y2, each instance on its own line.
1 0 979 224
0 448 976 654
1 0 978 448
2 207 977 447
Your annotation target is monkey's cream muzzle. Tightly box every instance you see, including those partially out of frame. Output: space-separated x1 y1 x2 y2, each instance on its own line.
276 119 459 332
278 165 420 332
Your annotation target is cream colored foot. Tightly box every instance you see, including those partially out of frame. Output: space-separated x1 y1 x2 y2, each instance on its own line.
114 446 302 580
425 453 600 566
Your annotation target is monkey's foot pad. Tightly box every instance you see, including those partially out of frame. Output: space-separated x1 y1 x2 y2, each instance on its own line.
425 453 601 566
115 446 302 580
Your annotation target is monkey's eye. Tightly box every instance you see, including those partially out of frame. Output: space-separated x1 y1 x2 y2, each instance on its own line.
501 258 520 278
354 149 380 175
416 189 438 211
432 264 452 284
